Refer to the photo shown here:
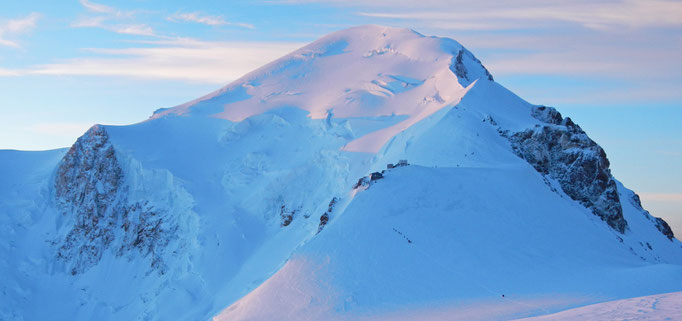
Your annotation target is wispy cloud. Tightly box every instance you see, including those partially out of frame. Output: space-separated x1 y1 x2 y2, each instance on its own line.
357 0 682 30
289 0 682 30
167 12 254 29
25 39 302 83
0 67 22 76
70 16 107 28
80 0 119 15
112 24 155 36
72 0 155 36
639 193 682 202
454 30 682 95
0 12 40 48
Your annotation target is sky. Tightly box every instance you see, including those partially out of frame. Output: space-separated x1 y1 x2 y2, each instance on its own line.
0 0 680 233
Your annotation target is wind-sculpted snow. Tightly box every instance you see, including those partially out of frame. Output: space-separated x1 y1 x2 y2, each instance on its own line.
507 106 628 233
2 25 682 321
54 125 197 275
516 291 682 321
152 25 493 153
215 165 682 321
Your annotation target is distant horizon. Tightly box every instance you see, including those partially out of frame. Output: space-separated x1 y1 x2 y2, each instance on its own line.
1 0 680 234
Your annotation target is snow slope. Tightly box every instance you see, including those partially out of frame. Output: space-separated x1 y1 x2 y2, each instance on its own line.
1 25 681 321
152 25 490 153
515 291 682 321
214 165 682 321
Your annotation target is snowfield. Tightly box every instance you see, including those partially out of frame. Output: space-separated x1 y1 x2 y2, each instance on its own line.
1 25 681 321
515 291 682 321
214 165 682 321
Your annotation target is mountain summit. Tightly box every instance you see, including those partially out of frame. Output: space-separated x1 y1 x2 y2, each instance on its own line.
153 25 493 152
1 26 681 321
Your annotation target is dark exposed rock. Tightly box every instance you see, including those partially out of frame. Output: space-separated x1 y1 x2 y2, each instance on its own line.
54 125 181 275
508 106 628 233
531 106 564 125
483 115 497 126
317 197 337 234
280 205 295 227
327 197 338 212
452 50 469 81
450 49 494 87
629 193 675 240
55 125 123 274
355 164 407 190
353 177 369 189
387 160 409 170
317 213 329 234
392 227 412 244
118 202 178 274
654 218 674 241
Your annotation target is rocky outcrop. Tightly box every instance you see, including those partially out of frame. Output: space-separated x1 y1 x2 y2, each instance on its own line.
54 125 187 275
507 106 628 233
55 125 124 274
450 48 494 87
280 205 296 227
629 193 675 240
317 197 337 234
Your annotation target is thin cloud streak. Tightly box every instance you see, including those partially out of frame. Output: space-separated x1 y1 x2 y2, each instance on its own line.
113 24 155 36
463 32 681 81
167 12 255 29
72 0 155 36
639 193 682 202
0 68 22 76
352 0 682 30
25 40 303 83
0 12 41 48
358 1 682 30
79 0 133 18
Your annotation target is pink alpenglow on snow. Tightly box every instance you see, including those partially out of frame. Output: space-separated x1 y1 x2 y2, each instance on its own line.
1 26 681 321
152 26 492 153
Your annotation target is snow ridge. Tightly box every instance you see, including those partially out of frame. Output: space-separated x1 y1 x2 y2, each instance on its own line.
1 25 681 321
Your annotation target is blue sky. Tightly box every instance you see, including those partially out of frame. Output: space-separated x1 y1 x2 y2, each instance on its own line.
0 0 680 232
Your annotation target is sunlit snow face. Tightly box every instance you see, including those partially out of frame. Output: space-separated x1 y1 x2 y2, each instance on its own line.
156 26 492 153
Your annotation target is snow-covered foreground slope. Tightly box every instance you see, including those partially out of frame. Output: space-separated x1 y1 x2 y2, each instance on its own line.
215 166 682 321
515 291 682 321
1 25 681 320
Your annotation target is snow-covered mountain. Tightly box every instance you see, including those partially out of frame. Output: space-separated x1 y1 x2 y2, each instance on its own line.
1 25 681 321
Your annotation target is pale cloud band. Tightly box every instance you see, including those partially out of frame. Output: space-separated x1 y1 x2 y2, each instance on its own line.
72 1 254 38
639 193 682 203
0 12 40 48
356 0 682 30
167 12 254 29
13 40 302 84
80 0 121 15
72 0 155 36
1 0 680 103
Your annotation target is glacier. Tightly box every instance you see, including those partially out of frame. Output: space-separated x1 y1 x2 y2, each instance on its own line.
1 25 681 321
